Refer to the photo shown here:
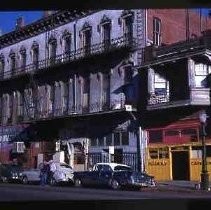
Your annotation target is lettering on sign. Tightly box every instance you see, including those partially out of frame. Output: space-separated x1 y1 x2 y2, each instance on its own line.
148 160 167 166
191 161 211 165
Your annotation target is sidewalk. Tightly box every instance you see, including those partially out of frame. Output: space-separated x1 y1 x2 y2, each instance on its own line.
156 180 211 192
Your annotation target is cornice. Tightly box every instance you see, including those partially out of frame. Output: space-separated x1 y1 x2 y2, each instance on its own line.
0 10 97 50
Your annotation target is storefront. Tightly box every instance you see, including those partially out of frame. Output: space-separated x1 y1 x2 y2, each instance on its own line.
146 143 211 181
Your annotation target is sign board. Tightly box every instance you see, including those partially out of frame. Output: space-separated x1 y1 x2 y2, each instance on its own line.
109 146 114 155
125 105 132 111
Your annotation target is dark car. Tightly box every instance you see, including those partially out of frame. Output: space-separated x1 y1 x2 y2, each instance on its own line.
74 163 156 190
0 163 23 183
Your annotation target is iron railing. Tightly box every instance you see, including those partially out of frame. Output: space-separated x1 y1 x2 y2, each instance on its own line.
0 36 137 81
148 94 170 105
88 152 137 171
8 99 128 123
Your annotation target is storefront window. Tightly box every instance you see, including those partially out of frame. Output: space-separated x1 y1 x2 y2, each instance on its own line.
158 148 169 158
149 149 158 159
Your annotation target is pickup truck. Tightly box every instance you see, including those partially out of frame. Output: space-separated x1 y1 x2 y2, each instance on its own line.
74 162 156 190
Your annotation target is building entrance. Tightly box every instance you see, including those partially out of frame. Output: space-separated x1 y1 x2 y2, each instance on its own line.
172 151 189 180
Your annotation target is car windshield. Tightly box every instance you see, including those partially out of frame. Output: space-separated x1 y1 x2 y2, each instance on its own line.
114 166 132 171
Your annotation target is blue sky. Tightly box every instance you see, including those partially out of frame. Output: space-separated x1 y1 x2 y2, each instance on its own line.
0 11 43 35
0 9 210 35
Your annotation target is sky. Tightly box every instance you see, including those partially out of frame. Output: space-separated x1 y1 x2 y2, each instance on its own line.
0 9 210 35
0 11 43 35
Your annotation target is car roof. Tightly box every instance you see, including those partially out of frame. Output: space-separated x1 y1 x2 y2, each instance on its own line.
95 163 131 170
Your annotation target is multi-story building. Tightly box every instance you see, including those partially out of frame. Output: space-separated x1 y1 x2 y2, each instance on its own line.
141 29 211 181
0 9 210 176
0 10 146 171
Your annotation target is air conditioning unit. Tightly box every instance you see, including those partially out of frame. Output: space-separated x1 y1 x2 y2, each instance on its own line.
13 142 25 153
125 104 133 111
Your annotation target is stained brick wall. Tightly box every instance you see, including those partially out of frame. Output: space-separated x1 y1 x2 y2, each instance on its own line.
147 9 211 45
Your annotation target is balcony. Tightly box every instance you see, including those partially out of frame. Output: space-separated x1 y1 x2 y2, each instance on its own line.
143 33 211 65
15 99 135 123
0 36 137 82
147 88 210 110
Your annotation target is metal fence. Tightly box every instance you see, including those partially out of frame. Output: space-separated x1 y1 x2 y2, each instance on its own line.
87 152 137 171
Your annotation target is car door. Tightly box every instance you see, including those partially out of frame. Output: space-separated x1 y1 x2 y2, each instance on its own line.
98 165 112 186
89 165 102 186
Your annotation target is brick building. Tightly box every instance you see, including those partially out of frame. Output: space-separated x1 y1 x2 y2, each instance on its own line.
0 10 211 178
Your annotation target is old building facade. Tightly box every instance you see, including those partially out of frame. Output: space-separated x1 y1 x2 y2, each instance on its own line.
0 9 211 179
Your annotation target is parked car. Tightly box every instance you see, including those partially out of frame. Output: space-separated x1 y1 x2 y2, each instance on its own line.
0 163 23 183
74 163 156 190
21 168 40 184
21 162 74 186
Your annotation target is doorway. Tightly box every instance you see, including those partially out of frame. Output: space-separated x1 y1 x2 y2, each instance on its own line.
114 149 123 163
172 151 189 180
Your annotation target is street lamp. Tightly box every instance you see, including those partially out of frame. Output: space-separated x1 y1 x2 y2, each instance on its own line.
199 110 210 191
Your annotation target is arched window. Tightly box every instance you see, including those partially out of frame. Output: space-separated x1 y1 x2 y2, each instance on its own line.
99 15 111 50
80 22 92 55
120 10 134 43
48 36 57 65
62 30 71 56
0 54 5 78
19 46 26 71
31 42 39 69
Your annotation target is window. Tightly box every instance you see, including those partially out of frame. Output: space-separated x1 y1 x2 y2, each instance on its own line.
149 149 158 159
148 130 163 143
48 38 57 64
102 23 111 49
121 131 129 145
9 52 16 75
159 148 169 159
63 32 71 55
154 73 168 95
123 15 133 42
31 43 39 69
153 17 161 46
82 29 91 55
19 47 26 71
192 146 202 158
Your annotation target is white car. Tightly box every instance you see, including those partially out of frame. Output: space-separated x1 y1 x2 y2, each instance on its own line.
21 162 74 185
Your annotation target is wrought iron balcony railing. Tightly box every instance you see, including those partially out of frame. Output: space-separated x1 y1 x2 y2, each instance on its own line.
148 88 210 108
2 99 130 124
0 36 137 81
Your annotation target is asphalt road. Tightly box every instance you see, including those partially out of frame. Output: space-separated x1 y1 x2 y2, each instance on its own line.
0 183 211 201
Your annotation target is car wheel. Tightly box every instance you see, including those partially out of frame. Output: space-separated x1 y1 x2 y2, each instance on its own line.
110 179 120 190
22 176 28 184
50 178 57 186
74 178 82 187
